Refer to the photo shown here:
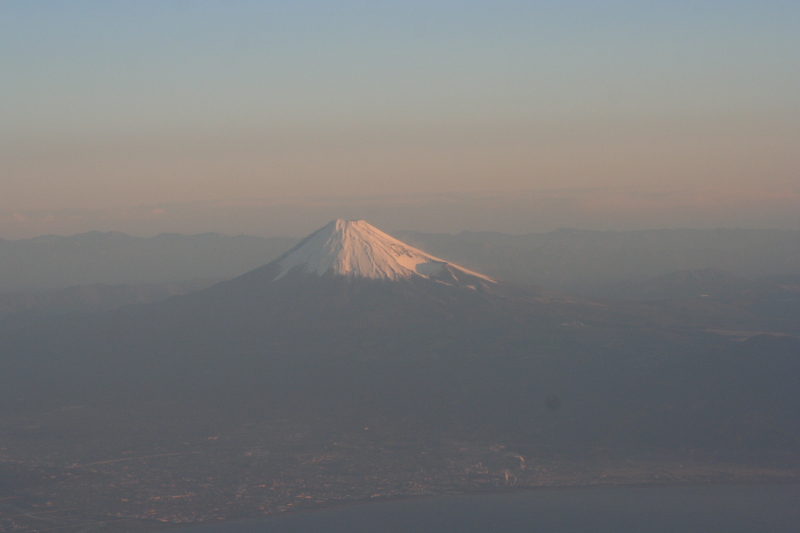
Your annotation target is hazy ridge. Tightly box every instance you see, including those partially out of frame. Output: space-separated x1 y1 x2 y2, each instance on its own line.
2 228 798 295
0 232 295 292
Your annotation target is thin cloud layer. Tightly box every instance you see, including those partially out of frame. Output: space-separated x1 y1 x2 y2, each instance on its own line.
2 186 798 240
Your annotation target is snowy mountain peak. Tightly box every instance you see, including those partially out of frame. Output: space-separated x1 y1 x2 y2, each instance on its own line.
274 219 495 284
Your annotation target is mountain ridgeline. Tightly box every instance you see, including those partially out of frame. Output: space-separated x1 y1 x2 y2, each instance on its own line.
2 227 799 296
1 220 798 459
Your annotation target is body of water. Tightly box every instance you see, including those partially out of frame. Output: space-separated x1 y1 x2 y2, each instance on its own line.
173 484 800 533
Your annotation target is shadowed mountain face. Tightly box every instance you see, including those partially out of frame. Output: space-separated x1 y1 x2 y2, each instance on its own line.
0 220 798 459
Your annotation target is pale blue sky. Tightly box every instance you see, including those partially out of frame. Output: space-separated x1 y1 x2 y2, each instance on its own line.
1 1 798 236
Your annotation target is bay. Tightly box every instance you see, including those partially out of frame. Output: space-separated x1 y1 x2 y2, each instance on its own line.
172 484 800 533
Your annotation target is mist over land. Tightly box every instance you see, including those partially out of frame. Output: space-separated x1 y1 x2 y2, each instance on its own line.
1 225 798 301
0 220 798 532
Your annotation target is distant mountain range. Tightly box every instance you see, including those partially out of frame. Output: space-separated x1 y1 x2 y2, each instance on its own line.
396 228 800 295
2 227 798 296
2 227 798 335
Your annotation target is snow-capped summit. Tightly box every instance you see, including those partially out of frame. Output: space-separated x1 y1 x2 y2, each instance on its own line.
273 219 495 285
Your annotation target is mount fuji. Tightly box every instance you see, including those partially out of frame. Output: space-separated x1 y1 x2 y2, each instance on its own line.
196 218 589 337
206 218 507 302
1 220 595 405
271 219 495 285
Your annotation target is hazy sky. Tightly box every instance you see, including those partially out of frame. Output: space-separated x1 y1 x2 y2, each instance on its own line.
1 1 798 237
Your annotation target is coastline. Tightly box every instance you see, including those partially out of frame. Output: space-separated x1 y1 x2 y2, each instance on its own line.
158 473 800 533
161 480 800 533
